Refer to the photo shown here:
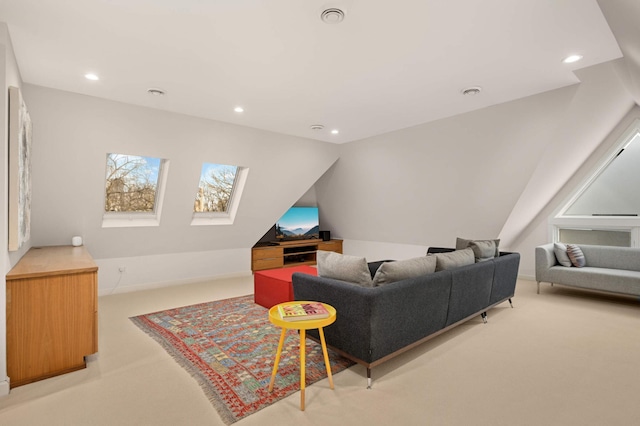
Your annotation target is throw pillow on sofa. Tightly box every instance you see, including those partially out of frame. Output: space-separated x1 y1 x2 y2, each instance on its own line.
469 240 496 262
431 248 475 271
566 244 586 268
553 242 572 267
372 256 437 287
317 250 373 287
456 237 500 257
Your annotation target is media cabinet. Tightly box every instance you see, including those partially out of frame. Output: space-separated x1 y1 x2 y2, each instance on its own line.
251 239 343 272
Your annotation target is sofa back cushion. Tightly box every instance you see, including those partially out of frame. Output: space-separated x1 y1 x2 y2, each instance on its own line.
372 256 436 286
469 240 496 262
578 244 640 271
456 237 500 257
431 248 475 271
317 250 373 287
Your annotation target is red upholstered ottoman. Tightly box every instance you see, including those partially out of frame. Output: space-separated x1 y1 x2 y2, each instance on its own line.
254 265 318 309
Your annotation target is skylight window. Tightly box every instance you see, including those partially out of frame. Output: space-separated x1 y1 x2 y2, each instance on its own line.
192 162 248 226
102 153 169 227
194 163 238 213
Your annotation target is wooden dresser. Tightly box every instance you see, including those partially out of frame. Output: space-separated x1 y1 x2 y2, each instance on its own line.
6 245 98 388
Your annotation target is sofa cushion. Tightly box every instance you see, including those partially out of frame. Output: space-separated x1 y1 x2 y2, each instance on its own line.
469 240 496 262
372 256 436 286
317 250 373 287
456 237 500 257
432 248 475 271
554 242 572 267
566 244 586 267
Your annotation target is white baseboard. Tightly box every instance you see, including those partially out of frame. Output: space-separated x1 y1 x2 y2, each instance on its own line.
0 378 10 396
518 274 536 282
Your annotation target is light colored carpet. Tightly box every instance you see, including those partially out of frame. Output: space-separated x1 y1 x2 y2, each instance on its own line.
0 276 639 426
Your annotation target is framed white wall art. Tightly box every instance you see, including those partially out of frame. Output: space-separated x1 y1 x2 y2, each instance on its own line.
8 86 32 251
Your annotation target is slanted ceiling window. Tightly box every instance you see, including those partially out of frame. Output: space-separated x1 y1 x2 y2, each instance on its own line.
102 153 169 228
552 118 640 247
191 162 248 226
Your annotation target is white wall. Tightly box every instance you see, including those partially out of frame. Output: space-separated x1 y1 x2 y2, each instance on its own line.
22 85 339 294
598 0 640 106
317 83 577 250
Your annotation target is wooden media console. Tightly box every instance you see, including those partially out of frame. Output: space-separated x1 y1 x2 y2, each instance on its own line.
251 239 342 272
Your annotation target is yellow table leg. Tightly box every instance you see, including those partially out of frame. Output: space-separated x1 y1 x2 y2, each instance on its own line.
300 328 306 411
318 327 334 389
269 328 287 392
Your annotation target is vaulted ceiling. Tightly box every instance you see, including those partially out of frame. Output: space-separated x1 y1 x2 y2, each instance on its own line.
0 0 623 143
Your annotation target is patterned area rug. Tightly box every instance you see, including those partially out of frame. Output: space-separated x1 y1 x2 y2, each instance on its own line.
130 295 353 424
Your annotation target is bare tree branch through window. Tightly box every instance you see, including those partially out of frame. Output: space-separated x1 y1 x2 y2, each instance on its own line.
194 164 238 213
105 154 162 212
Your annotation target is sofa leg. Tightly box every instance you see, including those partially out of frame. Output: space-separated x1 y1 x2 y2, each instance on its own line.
537 281 541 294
481 312 487 324
367 368 372 389
508 298 513 308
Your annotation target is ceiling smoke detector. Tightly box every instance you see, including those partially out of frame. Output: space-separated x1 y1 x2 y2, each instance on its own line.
321 8 345 24
310 124 325 130
147 88 166 96
461 86 482 96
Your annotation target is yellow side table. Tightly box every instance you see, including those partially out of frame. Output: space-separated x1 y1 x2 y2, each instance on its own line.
268 301 337 411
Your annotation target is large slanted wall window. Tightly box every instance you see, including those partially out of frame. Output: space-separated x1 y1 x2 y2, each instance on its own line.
191 162 248 226
552 119 640 247
102 153 169 228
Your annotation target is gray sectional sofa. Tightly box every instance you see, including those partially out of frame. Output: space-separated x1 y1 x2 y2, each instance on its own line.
536 243 640 296
292 248 520 387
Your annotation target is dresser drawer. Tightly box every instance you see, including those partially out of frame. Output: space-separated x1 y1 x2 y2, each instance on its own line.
253 247 283 260
253 258 284 271
318 240 343 253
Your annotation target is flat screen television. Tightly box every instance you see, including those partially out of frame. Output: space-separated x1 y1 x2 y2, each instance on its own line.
275 206 320 241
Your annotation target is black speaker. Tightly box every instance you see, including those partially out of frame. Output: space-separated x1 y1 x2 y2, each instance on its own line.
319 231 331 241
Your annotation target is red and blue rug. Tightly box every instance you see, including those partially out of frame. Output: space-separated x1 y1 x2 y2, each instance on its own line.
130 294 353 424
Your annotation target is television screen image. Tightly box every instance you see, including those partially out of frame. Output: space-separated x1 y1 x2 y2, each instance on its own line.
275 207 319 241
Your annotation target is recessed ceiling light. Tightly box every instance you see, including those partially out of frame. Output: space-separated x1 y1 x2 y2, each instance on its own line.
84 73 99 81
331 129 339 135
234 106 244 113
310 124 325 130
147 88 166 96
461 86 482 96
562 54 583 64
321 8 345 24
